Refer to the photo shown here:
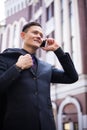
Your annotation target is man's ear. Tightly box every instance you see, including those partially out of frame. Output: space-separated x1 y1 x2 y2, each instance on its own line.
20 32 25 39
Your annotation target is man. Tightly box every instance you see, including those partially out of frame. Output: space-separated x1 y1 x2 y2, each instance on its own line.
0 22 78 130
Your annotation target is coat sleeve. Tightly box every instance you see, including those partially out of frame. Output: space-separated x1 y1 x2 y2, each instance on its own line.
51 48 78 83
0 55 21 93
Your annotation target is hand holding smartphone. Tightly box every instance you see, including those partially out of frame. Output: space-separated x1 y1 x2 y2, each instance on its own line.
40 38 59 51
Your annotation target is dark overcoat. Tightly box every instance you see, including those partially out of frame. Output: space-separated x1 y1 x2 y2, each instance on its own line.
0 48 78 130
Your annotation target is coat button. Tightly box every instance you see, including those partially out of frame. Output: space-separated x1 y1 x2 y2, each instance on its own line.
33 77 37 80
34 91 38 95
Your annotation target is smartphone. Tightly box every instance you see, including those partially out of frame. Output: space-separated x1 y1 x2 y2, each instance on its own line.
40 40 46 47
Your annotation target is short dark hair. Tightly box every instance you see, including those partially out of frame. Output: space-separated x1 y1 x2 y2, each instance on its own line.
22 22 42 32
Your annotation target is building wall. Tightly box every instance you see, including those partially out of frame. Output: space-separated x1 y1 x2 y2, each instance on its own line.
0 0 87 129
78 0 87 74
6 7 30 24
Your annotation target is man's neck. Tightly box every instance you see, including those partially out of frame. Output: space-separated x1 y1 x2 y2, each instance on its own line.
22 46 36 54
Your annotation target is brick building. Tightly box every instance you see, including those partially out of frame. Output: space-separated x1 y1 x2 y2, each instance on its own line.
0 0 87 129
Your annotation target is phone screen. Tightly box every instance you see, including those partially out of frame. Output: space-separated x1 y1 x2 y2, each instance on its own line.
40 40 46 47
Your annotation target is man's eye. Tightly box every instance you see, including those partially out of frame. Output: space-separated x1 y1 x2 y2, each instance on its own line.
33 31 43 38
33 31 38 34
40 34 43 38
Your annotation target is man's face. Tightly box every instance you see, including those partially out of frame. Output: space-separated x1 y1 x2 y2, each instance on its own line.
21 25 43 49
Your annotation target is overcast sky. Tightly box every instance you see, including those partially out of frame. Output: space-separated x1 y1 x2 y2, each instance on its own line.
0 0 5 22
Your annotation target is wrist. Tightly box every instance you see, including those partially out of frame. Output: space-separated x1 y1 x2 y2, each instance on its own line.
15 64 22 72
53 45 60 51
54 47 65 57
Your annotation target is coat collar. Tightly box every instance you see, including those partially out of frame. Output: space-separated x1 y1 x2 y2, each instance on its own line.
2 48 51 77
2 48 35 56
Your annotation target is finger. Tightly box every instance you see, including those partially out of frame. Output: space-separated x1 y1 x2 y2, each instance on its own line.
24 54 31 58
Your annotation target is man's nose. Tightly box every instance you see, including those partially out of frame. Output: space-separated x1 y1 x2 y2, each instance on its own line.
37 33 41 38
36 34 42 40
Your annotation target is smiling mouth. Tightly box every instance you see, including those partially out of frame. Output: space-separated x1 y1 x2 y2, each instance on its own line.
34 40 41 44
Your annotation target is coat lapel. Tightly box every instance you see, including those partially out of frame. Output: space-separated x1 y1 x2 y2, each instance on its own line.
2 48 36 76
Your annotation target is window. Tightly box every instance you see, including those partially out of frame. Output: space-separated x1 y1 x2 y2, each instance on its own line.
11 8 13 15
49 31 55 38
21 2 24 9
14 6 16 13
7 10 9 17
28 5 32 20
18 4 20 11
36 15 42 24
74 122 78 130
51 1 54 17
34 0 42 12
46 1 54 21
63 123 70 130
63 122 78 130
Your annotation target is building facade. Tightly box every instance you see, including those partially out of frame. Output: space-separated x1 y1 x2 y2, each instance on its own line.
0 0 87 129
